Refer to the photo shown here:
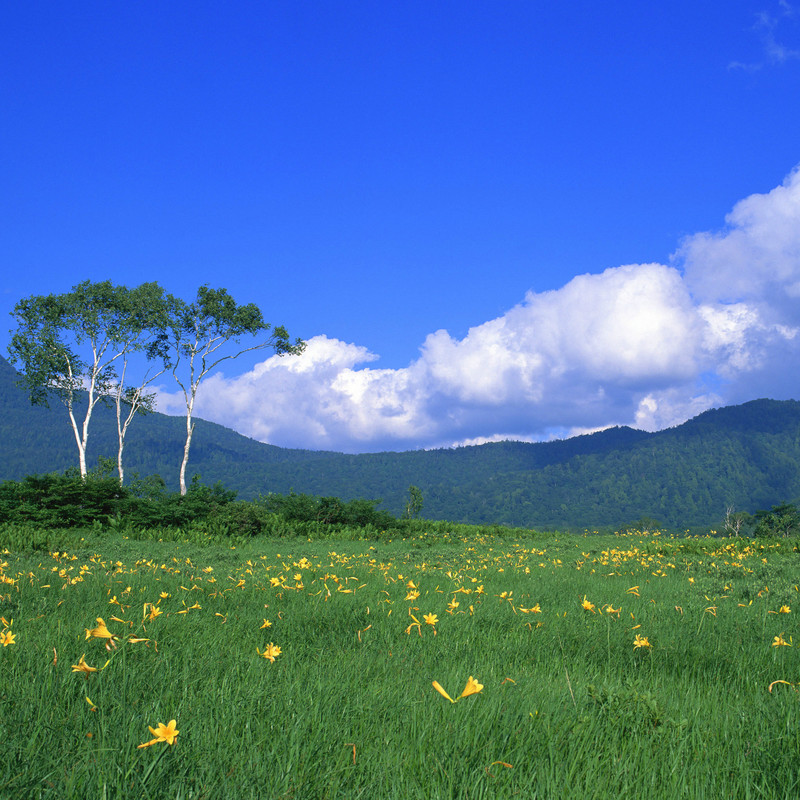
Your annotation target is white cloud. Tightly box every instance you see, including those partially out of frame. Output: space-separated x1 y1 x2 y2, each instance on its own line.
729 2 800 70
156 164 800 452
680 166 800 306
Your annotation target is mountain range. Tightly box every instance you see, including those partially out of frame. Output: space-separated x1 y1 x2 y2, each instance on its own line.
2 354 799 529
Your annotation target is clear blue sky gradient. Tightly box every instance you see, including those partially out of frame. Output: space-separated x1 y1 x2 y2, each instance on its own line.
2 1 800 450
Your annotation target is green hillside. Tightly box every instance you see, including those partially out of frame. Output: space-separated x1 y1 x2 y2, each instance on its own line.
2 355 800 528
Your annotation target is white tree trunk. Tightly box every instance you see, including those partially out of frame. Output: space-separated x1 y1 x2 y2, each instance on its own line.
117 430 125 485
64 360 90 479
67 405 88 479
179 392 196 496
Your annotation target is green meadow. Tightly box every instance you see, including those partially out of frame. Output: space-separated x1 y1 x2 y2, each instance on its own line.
2 527 800 799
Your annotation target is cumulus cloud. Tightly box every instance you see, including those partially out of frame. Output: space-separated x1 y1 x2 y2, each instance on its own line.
157 164 800 452
680 166 800 305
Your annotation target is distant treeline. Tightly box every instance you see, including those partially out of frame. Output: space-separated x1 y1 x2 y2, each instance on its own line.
1 469 799 543
4 354 800 529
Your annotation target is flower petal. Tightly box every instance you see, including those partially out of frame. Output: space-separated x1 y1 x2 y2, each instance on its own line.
432 680 455 703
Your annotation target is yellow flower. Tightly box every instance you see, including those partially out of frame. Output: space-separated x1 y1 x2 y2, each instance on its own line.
779 605 791 614
633 634 651 649
137 719 179 748
424 613 438 626
405 590 420 601
84 618 118 646
604 604 621 615
71 654 98 677
257 643 282 662
146 604 163 622
459 676 484 698
1 629 15 646
433 676 483 703
447 599 460 613
405 613 421 636
260 619 272 629
581 596 596 613
432 680 455 703
159 592 171 599
772 633 792 647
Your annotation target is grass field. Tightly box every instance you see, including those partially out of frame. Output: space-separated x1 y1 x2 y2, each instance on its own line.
2 527 800 799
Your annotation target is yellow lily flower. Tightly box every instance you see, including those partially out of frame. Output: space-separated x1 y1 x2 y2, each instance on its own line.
137 719 179 748
71 654 98 678
84 618 118 647
257 643 282 662
433 676 483 703
432 680 455 703
459 676 484 698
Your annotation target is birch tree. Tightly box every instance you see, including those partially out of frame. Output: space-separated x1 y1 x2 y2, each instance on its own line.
109 282 172 483
9 281 134 478
164 285 305 495
8 280 171 481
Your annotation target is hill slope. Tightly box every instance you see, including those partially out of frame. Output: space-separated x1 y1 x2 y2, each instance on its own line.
2 355 799 528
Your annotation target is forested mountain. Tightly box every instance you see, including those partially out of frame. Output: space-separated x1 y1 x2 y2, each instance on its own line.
2 354 799 528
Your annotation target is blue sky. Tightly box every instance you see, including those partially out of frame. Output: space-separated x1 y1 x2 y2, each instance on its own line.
3 1 800 452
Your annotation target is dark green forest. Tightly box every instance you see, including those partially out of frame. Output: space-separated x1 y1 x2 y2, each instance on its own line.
2 354 800 529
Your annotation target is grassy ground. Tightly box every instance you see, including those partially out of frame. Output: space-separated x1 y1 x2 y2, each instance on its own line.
2 528 800 798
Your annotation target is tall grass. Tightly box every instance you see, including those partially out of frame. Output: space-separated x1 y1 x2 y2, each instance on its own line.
1 531 800 798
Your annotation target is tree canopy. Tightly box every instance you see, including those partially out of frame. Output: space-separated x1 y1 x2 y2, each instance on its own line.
7 281 304 490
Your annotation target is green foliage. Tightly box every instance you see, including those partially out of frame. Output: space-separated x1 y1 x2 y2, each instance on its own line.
0 470 409 542
263 491 400 530
0 522 56 551
0 470 127 528
586 682 671 733
403 484 424 519
169 285 304 361
754 502 800 538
